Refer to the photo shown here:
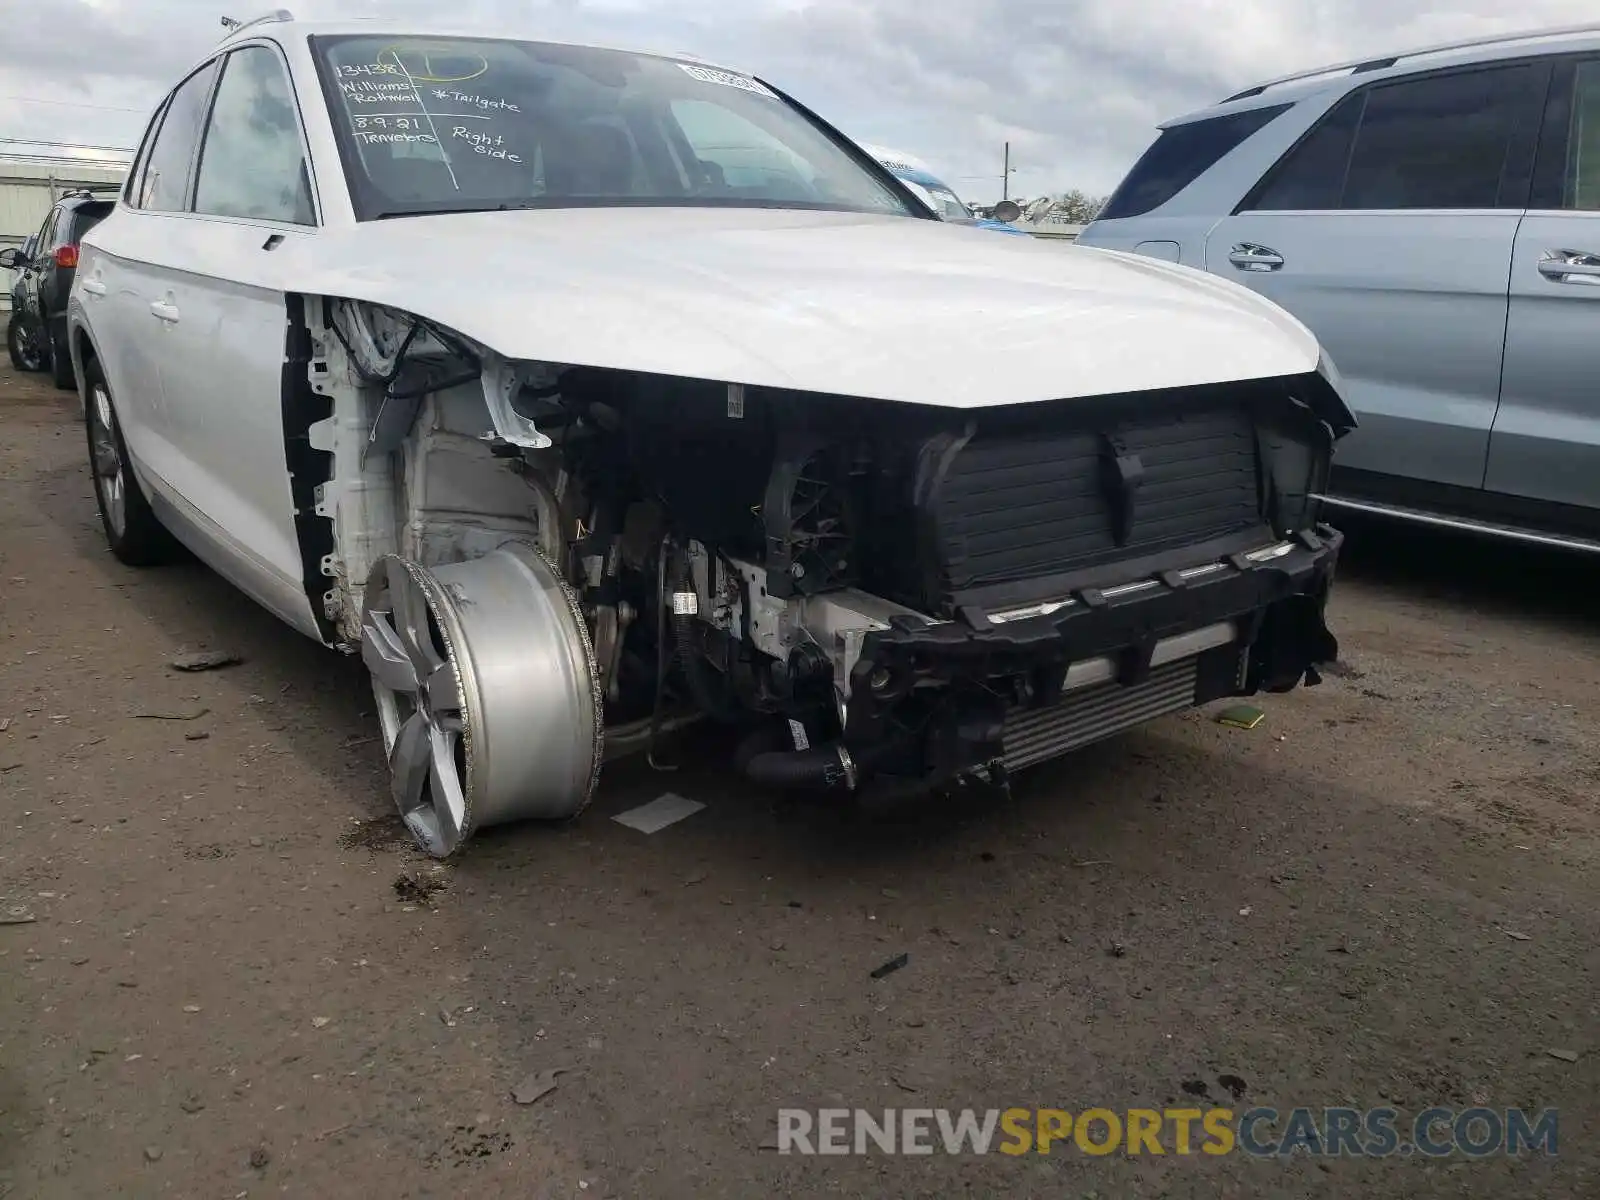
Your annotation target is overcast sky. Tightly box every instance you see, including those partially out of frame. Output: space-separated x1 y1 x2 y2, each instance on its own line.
1 0 1595 202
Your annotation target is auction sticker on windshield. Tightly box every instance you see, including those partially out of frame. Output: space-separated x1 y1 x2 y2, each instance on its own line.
676 62 777 98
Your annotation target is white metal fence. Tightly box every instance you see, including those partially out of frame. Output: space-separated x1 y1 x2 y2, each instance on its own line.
2 153 129 311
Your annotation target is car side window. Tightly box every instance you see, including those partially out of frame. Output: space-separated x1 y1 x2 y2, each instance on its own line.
1344 65 1542 209
1563 60 1600 210
1244 63 1543 212
32 210 55 254
67 203 113 244
125 96 170 208
1243 93 1364 211
138 61 220 212
1099 104 1291 221
193 45 315 225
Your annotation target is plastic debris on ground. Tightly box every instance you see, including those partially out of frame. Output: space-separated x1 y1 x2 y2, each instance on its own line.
612 793 706 834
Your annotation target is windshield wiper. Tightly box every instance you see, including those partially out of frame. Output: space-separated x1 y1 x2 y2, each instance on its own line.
370 200 545 220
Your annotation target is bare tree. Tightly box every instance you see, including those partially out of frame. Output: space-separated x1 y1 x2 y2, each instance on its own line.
1046 189 1108 223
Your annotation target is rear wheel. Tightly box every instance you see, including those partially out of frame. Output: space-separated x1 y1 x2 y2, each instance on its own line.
84 358 172 566
7 314 44 372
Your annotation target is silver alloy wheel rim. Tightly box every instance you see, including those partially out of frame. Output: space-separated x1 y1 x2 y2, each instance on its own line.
361 558 471 856
89 384 126 537
360 545 601 858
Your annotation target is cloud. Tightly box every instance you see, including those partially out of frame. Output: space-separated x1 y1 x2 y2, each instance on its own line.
757 0 1600 200
0 0 1594 197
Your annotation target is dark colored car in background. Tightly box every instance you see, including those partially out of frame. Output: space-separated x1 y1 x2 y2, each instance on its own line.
3 190 117 389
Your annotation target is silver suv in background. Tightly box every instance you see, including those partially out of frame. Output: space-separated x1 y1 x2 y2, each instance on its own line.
1079 24 1600 552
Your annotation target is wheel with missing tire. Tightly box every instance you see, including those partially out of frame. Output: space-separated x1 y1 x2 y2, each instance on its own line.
360 544 602 858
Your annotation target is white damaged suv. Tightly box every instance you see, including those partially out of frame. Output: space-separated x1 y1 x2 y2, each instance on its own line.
70 14 1352 856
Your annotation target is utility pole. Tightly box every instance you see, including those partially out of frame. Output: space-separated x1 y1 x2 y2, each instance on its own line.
1002 141 1010 202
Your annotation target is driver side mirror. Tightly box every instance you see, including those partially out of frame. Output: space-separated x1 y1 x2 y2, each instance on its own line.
991 200 1022 224
0 247 22 271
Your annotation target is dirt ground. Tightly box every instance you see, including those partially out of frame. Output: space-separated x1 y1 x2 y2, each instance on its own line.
1 361 1597 1200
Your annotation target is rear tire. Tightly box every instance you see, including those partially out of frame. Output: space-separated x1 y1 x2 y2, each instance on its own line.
83 357 172 566
49 328 74 390
7 314 43 372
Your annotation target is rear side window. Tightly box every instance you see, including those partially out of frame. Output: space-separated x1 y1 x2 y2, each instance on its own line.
1245 93 1363 210
66 203 114 243
36 207 60 249
137 61 219 212
125 96 170 207
1099 104 1290 220
1344 65 1541 208
1564 60 1600 209
1245 63 1544 211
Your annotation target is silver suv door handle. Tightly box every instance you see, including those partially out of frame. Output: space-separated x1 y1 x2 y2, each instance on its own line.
1228 244 1284 272
81 280 107 297
1537 250 1600 285
149 300 181 323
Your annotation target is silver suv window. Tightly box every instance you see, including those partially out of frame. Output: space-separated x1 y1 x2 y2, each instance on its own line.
1565 60 1600 209
1243 62 1545 211
1098 104 1289 220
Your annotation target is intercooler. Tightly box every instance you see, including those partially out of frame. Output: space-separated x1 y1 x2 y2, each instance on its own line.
1001 655 1201 771
912 403 1263 612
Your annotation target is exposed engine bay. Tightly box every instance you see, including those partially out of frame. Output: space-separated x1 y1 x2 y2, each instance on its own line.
296 297 1345 854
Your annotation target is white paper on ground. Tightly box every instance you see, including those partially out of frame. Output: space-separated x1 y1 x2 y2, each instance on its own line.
612 793 706 834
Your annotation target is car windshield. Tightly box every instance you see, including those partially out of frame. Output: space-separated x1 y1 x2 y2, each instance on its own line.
309 34 915 221
883 167 970 219
916 182 971 220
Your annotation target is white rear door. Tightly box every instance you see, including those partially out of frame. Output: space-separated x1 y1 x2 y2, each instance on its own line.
82 60 220 492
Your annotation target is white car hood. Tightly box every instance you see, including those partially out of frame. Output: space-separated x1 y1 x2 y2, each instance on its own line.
275 207 1323 409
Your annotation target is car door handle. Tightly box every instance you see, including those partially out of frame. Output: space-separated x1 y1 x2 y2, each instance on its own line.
1537 250 1600 285
149 300 181 323
1228 243 1284 272
81 280 107 297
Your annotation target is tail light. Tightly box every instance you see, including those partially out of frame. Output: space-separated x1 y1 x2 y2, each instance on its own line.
54 244 78 269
